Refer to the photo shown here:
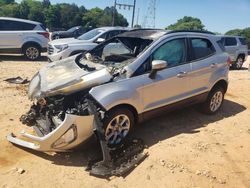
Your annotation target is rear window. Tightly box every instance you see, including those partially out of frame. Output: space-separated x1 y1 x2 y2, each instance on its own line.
191 38 216 60
39 24 47 31
224 37 237 46
239 37 246 45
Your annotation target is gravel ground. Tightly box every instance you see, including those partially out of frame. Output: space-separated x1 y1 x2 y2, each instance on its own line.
0 54 250 188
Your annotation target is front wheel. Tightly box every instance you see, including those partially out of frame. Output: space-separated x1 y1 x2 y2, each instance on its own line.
103 107 134 147
200 87 225 114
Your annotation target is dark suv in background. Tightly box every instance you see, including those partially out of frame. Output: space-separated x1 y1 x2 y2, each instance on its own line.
50 26 85 40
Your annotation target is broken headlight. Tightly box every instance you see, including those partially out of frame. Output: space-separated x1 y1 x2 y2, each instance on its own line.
52 125 77 149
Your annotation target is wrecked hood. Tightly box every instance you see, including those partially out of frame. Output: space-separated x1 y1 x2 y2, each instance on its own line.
28 55 112 99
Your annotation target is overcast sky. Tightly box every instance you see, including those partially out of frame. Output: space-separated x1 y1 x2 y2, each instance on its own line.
16 0 250 33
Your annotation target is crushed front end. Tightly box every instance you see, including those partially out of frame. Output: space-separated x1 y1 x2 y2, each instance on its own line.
7 55 112 152
7 94 96 152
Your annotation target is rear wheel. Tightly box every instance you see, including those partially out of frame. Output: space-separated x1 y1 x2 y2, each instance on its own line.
200 86 225 114
233 56 244 70
103 107 134 147
23 44 41 60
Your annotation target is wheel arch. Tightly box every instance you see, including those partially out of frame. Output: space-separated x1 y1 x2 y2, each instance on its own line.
211 79 228 93
107 103 139 124
21 42 42 53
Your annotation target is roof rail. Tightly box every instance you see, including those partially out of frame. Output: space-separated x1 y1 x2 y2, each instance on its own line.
130 28 164 31
167 30 215 35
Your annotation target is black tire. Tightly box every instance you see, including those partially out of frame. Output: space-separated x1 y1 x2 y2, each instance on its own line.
53 34 60 40
232 55 244 70
200 86 225 114
23 44 41 61
103 107 134 147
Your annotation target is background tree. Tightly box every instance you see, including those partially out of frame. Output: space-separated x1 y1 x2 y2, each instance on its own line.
0 0 128 30
44 5 61 30
133 24 141 28
166 16 205 30
42 0 50 8
82 7 128 28
0 0 14 5
225 29 242 36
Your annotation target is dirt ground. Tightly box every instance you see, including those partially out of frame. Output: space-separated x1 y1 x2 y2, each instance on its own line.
0 54 250 188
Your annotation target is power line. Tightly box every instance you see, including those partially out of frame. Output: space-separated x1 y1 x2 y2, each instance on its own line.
142 0 156 28
112 0 137 27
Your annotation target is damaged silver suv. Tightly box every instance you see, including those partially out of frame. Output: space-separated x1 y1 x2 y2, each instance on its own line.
7 29 230 152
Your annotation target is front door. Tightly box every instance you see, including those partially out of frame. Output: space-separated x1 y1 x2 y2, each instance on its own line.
133 37 192 112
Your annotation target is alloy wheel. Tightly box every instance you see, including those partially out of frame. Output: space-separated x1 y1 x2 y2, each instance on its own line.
105 114 130 145
26 47 39 60
210 91 223 112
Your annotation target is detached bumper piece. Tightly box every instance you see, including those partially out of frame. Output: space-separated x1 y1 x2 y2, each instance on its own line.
7 114 94 152
87 138 148 178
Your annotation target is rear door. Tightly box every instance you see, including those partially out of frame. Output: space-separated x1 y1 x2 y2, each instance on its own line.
188 37 218 96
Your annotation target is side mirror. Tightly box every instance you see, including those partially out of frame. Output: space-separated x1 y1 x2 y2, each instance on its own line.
96 38 105 43
149 60 167 79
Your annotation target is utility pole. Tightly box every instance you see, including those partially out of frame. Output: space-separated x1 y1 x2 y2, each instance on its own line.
112 0 136 27
131 0 136 27
112 0 116 26
136 8 140 26
142 0 156 28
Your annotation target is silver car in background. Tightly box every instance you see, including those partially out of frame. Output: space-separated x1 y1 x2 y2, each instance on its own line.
7 29 229 152
220 35 248 69
47 27 130 62
0 17 49 60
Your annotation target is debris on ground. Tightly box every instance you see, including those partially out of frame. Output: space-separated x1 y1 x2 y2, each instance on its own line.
86 138 148 178
17 168 25 174
159 159 165 166
4 76 29 84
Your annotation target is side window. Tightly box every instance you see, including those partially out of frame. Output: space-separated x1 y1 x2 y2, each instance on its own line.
217 39 226 52
224 37 237 46
239 38 246 45
133 38 187 76
152 38 187 67
0 20 4 30
0 20 35 31
133 57 151 76
107 30 120 39
99 32 107 40
190 38 215 60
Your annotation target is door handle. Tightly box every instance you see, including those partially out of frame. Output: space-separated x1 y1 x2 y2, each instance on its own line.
210 63 217 68
177 71 187 78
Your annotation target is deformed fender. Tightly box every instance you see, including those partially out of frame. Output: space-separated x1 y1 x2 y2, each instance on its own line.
89 83 143 113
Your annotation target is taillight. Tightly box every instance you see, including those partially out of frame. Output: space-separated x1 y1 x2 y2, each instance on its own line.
37 32 49 39
227 57 232 67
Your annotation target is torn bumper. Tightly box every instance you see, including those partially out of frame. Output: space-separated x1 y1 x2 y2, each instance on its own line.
7 114 94 152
